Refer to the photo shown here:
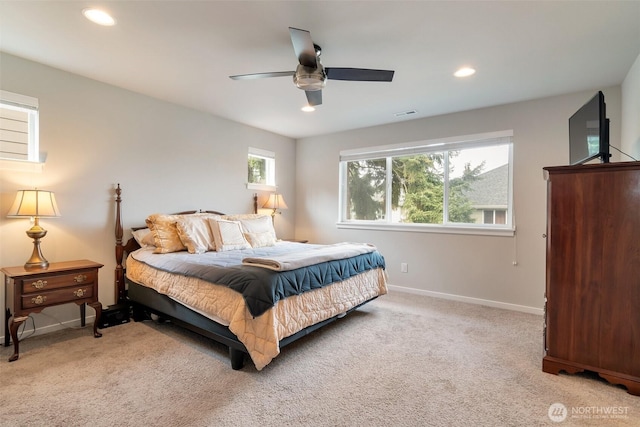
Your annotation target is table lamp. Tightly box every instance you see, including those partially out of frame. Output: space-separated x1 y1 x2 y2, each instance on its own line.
262 193 288 223
7 189 61 269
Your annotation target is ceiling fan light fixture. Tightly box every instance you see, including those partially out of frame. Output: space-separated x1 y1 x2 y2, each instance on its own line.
293 64 326 91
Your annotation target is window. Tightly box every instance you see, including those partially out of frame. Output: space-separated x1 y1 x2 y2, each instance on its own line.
247 147 276 191
339 131 514 235
0 90 39 162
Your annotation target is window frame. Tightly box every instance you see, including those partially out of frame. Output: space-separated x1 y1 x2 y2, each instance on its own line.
337 130 515 237
246 147 276 191
0 90 40 161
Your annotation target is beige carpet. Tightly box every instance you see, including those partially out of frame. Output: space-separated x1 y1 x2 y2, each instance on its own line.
1 291 637 427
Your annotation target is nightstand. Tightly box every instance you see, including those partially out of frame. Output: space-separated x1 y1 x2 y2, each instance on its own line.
2 259 103 362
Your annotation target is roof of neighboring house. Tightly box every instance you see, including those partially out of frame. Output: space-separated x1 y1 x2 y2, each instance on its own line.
464 164 509 207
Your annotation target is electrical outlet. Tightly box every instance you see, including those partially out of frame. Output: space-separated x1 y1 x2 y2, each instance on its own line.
400 262 408 273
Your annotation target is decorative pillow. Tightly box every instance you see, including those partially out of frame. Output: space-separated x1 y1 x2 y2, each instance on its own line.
141 231 156 247
240 215 277 248
240 215 276 234
131 228 157 248
208 219 251 252
131 228 153 248
222 213 266 221
146 214 188 254
176 215 218 254
244 231 276 248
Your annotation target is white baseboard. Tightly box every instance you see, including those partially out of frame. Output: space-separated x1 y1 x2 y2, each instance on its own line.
1 288 542 344
1 315 95 344
387 284 544 316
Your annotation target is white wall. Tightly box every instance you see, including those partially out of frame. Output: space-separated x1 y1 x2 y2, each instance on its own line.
295 87 623 313
2 48 636 339
622 52 640 159
0 53 296 336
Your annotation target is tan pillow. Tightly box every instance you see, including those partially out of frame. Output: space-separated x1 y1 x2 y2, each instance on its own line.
131 228 154 248
176 215 218 254
208 219 251 252
146 214 187 254
141 231 156 247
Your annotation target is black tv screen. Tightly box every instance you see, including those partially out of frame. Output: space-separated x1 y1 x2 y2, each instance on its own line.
569 91 609 165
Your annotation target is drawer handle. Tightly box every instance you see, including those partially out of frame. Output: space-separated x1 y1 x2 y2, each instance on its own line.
32 280 48 289
74 274 87 283
31 295 47 305
74 288 86 298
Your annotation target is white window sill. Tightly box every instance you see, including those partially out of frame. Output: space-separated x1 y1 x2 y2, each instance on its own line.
0 159 44 173
336 221 515 237
247 183 276 191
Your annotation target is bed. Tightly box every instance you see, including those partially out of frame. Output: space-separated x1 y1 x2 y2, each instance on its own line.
114 185 388 370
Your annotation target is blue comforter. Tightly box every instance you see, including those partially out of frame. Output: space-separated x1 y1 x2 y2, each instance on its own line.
130 242 386 317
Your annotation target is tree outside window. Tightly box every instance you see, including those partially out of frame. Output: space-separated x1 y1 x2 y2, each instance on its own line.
247 147 275 191
340 133 512 230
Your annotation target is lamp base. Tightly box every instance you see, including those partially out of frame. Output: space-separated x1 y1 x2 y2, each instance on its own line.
25 229 49 270
25 259 49 270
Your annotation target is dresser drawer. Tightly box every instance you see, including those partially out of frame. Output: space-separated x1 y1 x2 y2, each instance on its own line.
21 286 95 310
20 270 97 294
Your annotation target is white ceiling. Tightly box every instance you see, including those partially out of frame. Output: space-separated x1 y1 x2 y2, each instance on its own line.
1 1 639 139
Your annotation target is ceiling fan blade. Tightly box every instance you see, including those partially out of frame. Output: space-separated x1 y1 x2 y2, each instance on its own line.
289 27 317 68
229 71 294 80
326 68 394 82
305 90 322 106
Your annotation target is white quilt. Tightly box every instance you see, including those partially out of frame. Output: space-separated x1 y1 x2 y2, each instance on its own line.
242 242 377 271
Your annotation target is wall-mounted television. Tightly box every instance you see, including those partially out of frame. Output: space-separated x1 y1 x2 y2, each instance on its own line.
569 91 610 165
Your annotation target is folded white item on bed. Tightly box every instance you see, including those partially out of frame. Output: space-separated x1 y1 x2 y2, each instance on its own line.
241 242 377 271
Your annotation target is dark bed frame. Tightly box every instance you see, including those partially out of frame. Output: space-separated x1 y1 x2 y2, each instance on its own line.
114 184 377 369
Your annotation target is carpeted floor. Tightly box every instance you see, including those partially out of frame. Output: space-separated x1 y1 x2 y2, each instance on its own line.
1 291 637 426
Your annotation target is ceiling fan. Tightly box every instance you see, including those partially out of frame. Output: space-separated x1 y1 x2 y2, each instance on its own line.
229 27 394 107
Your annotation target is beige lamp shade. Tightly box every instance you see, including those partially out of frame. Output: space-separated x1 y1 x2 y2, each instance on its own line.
7 189 60 269
7 189 61 218
262 193 288 210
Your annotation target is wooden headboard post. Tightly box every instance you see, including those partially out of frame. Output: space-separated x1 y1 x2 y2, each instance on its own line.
113 187 253 304
114 184 125 303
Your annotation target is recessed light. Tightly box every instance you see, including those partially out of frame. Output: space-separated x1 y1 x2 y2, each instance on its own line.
454 67 476 78
301 105 315 112
82 8 116 26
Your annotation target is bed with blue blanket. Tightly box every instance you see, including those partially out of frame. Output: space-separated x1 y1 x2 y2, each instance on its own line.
115 188 387 370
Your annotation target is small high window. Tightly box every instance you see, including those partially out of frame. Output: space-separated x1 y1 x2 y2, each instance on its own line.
247 147 276 191
0 90 39 162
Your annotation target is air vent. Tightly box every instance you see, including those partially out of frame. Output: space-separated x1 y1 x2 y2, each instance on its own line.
394 110 418 118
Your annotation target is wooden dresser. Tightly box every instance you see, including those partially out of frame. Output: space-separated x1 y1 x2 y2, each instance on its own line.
2 259 103 361
542 162 640 395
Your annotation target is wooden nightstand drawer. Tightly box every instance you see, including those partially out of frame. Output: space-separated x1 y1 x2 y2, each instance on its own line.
21 286 95 309
3 259 104 362
20 270 97 294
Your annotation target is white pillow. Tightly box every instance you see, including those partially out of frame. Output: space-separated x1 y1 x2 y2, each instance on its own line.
231 215 277 248
244 231 276 248
176 215 217 254
237 215 277 239
208 219 251 252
